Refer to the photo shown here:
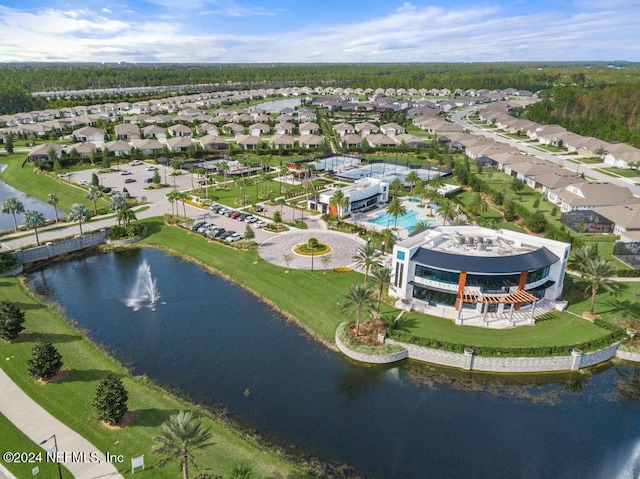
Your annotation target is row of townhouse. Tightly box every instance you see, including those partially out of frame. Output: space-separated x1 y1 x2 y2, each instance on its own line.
479 103 640 168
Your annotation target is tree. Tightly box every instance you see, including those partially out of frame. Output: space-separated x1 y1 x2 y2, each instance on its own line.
0 301 25 341
23 210 45 246
230 464 254 479
4 135 14 154
389 177 404 197
166 189 181 217
85 184 103 216
320 254 332 274
511 177 525 192
117 208 137 229
428 174 446 192
413 220 432 232
526 210 547 233
93 373 128 426
244 223 255 240
273 210 282 224
386 197 407 229
352 241 382 283
569 244 598 272
47 193 60 222
338 283 376 336
27 340 63 380
91 173 100 187
370 266 391 309
405 170 421 196
1 196 25 232
153 411 214 479
503 200 517 222
67 203 91 235
582 257 617 315
153 169 161 185
329 189 349 219
436 198 457 225
380 228 395 254
283 253 293 272
177 191 190 218
468 192 488 219
109 193 127 215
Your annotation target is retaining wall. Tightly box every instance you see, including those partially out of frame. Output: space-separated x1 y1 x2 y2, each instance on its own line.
616 349 640 362
335 331 408 364
15 230 108 264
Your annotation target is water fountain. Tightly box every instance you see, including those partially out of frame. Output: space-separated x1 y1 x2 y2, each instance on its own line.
126 260 162 311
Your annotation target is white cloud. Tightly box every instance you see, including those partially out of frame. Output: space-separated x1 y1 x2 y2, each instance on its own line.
0 2 638 63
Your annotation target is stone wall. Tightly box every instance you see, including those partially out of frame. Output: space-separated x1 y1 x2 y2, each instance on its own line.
15 230 108 264
386 338 623 372
335 331 408 364
616 349 640 363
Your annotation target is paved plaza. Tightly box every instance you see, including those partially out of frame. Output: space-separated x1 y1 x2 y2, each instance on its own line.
258 230 366 270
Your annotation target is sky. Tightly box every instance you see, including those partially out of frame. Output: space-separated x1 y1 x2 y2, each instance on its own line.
0 0 638 63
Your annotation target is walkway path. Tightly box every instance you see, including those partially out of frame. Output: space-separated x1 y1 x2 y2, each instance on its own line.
0 368 123 479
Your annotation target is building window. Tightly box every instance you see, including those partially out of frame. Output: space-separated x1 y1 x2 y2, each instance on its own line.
396 251 405 261
414 265 460 284
412 285 456 306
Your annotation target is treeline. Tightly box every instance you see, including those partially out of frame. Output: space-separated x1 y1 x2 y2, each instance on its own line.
520 84 640 147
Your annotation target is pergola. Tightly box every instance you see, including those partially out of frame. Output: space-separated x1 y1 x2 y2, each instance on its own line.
458 290 539 326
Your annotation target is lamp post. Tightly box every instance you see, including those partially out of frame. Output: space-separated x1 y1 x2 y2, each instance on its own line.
39 434 63 479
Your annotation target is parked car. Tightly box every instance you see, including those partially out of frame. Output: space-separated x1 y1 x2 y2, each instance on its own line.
129 160 143 166
124 178 137 184
146 165 157 171
255 205 265 212
220 230 235 240
57 172 71 178
224 210 236 217
211 228 225 238
209 205 222 212
236 213 247 221
144 178 154 183
226 233 243 242
119 170 132 175
246 216 258 223
252 220 267 228
191 221 206 231
102 187 112 194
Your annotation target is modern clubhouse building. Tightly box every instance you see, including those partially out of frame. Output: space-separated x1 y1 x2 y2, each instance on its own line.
390 226 571 328
309 177 389 217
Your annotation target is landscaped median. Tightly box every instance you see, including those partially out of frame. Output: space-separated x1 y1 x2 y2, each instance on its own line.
335 322 408 364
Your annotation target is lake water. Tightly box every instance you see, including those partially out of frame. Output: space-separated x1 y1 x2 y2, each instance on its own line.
26 248 640 479
0 174 63 232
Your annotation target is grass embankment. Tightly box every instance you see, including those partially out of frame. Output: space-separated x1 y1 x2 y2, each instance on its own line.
0 413 73 478
0 276 304 478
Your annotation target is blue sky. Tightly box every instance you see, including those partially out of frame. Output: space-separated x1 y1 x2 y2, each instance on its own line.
0 0 638 62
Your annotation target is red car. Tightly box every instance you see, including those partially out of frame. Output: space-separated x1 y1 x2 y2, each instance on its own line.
230 211 241 219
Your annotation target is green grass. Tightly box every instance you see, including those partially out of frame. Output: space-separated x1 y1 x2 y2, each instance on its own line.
0 413 73 479
562 275 640 321
395 311 607 348
596 167 640 178
532 144 567 153
576 157 605 164
0 275 304 479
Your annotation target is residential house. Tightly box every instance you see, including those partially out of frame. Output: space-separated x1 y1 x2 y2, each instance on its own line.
142 125 167 140
195 123 219 137
548 181 640 212
115 123 141 140
199 135 228 151
604 143 640 168
27 143 62 162
269 134 296 149
366 134 397 148
299 122 320 135
72 126 105 143
333 122 356 137
379 123 405 137
236 134 262 150
298 134 324 149
168 124 193 137
341 134 363 149
248 123 270 136
104 140 132 157
354 122 379 137
274 122 295 135
222 123 245 136
166 137 193 152
67 142 97 158
130 138 164 155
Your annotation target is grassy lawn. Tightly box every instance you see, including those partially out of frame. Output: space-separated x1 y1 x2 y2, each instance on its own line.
532 144 567 153
562 275 640 322
577 157 605 164
395 311 607 349
0 413 73 479
0 274 305 478
596 167 640 178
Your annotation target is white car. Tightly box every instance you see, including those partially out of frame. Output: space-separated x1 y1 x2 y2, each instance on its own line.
120 170 132 175
145 165 157 171
226 233 243 242
129 160 143 166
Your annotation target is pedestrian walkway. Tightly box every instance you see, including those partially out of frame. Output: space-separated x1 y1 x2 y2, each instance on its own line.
0 368 123 479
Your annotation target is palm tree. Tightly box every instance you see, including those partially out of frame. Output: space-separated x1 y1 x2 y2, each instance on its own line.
47 193 60 222
582 257 617 315
23 210 45 246
389 177 404 197
176 191 190 218
1 196 25 231
404 170 421 196
109 194 127 225
153 411 213 479
413 220 432 232
428 174 446 193
436 198 457 225
218 161 229 185
338 283 376 336
352 242 382 283
380 228 395 254
67 203 91 235
166 189 181 216
468 192 488 219
386 197 407 229
329 189 349 219
370 266 391 309
569 244 598 273
320 254 332 274
117 208 137 228
85 185 103 216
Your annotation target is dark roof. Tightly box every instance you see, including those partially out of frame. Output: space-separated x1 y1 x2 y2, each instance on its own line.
411 246 559 274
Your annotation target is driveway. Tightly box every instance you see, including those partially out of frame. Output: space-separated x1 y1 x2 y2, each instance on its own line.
258 230 366 270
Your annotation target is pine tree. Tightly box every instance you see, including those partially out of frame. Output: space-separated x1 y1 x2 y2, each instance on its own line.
27 341 63 380
0 301 25 341
93 373 128 425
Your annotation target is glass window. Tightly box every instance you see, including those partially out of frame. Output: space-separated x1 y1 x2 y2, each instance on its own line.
414 265 459 284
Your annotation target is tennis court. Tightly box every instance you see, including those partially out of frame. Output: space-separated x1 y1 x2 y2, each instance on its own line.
311 155 361 172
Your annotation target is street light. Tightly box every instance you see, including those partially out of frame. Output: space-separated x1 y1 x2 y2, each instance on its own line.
39 434 63 479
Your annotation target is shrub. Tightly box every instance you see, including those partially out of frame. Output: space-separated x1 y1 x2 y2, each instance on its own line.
0 252 20 274
93 373 128 425
27 340 63 380
0 301 25 341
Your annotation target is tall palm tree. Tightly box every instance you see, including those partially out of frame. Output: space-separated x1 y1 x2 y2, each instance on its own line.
117 208 137 228
582 257 617 315
370 265 391 309
47 193 60 222
569 244 598 273
85 185 103 216
166 189 181 216
428 174 446 193
338 283 376 336
218 161 229 185
67 203 91 235
153 411 213 479
436 198 457 225
380 228 395 254
352 242 382 283
109 194 127 225
405 170 421 196
1 196 25 231
389 177 404 197
468 192 488 219
176 191 190 218
329 189 349 219
386 197 407 229
23 210 45 246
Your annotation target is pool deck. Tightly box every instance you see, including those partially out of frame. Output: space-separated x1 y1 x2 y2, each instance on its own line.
353 198 442 239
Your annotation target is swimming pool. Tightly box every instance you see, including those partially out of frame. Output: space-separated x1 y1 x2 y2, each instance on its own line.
368 210 419 230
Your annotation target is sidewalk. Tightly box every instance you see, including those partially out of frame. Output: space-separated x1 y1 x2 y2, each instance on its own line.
0 368 123 479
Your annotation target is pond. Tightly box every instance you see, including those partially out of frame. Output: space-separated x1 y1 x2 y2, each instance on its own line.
26 248 640 479
0 172 64 232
